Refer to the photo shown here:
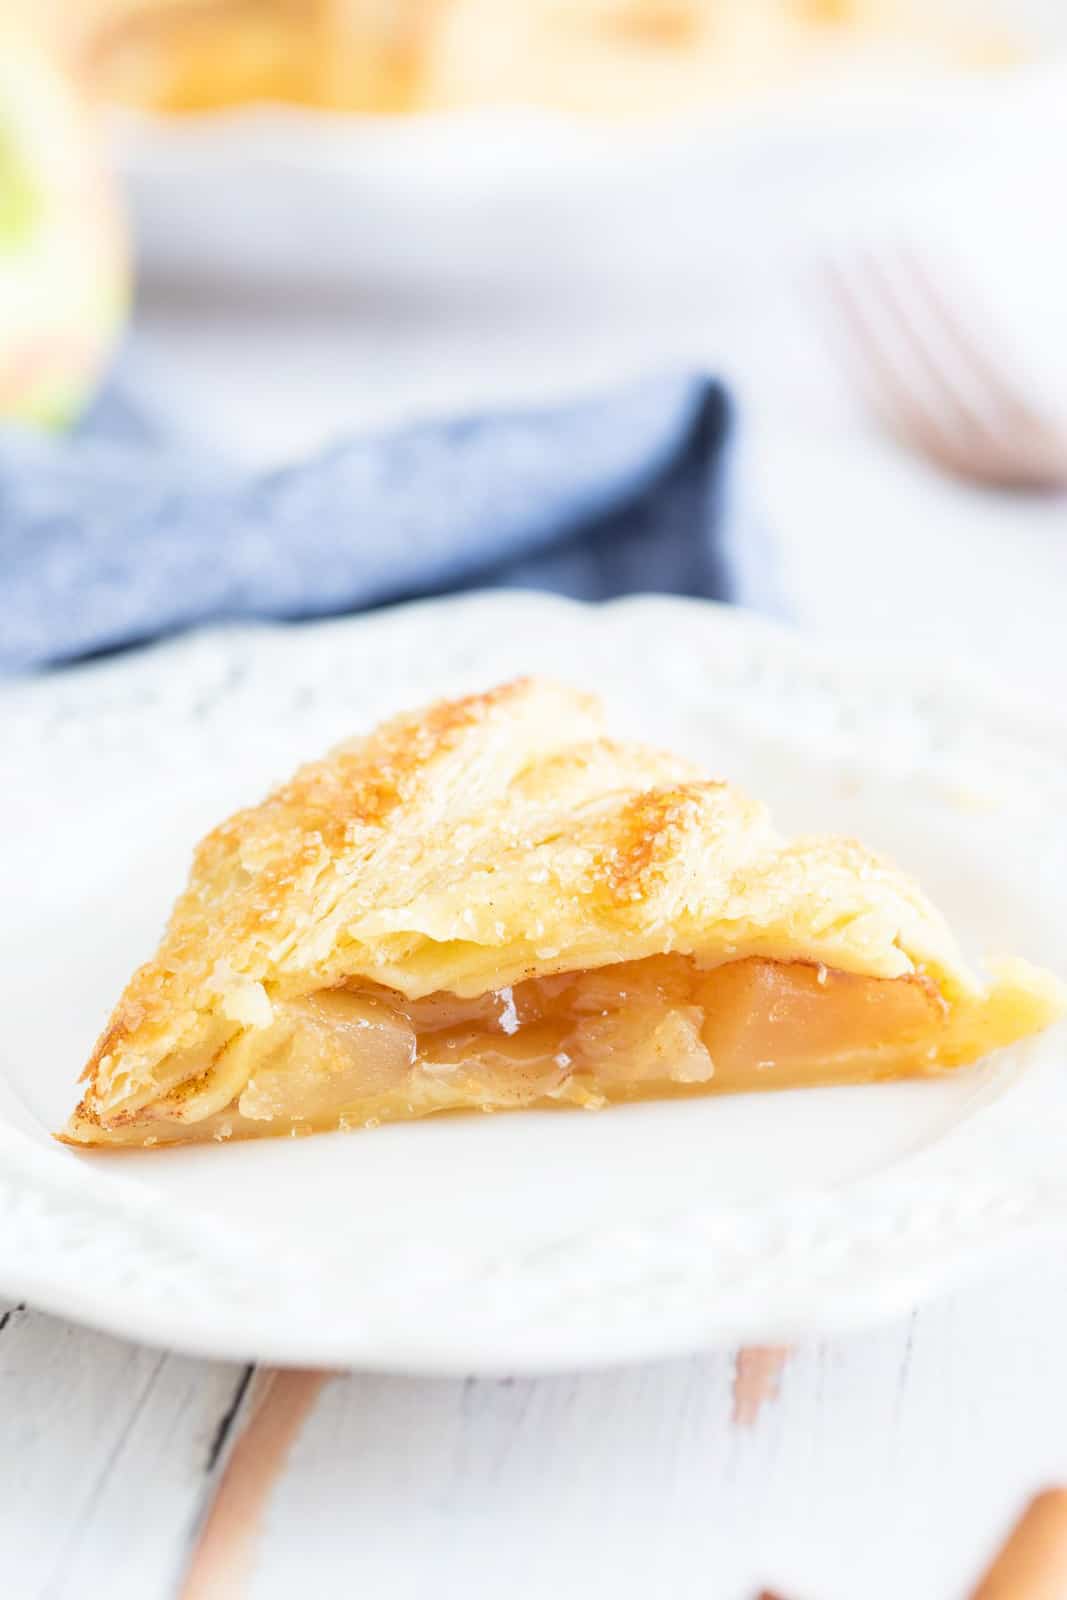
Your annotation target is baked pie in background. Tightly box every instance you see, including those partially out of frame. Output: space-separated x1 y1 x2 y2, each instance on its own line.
63 678 1064 1149
68 0 1018 118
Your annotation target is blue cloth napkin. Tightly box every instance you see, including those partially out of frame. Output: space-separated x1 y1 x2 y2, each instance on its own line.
0 371 778 674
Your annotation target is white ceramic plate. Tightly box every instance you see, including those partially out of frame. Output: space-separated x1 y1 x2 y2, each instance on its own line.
3 593 1067 1372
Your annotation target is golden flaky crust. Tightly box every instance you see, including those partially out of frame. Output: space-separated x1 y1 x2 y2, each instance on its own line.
64 677 1065 1145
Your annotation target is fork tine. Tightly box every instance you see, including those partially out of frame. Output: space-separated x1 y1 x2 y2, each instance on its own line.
822 254 993 475
825 244 1067 490
897 245 1055 438
821 255 924 428
898 248 1067 487
823 252 1065 488
853 248 998 447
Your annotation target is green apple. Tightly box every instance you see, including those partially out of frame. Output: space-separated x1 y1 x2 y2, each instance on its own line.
0 30 128 426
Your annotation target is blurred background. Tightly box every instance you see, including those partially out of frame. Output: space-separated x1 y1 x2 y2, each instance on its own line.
3 0 1067 681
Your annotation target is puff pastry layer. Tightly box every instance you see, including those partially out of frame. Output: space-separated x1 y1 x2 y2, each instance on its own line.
62 678 1064 1147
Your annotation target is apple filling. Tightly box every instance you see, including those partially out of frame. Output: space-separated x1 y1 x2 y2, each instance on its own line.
135 953 954 1142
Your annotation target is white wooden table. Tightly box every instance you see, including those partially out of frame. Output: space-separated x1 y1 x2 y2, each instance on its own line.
4 259 1067 1600
7 1256 1067 1600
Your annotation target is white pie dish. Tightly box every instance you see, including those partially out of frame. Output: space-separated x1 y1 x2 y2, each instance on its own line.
110 40 1067 296
2 591 1066 1371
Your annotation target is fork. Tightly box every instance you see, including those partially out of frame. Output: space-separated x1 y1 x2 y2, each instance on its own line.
822 245 1067 491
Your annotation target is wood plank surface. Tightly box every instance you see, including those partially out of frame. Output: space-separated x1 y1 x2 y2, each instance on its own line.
0 1300 249 1600
6 1257 1067 1600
